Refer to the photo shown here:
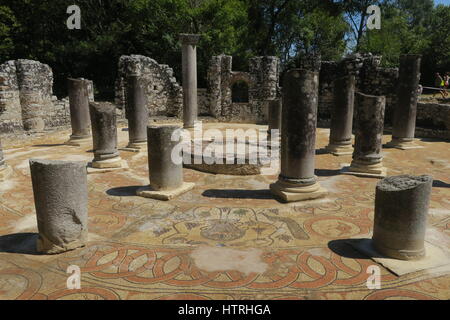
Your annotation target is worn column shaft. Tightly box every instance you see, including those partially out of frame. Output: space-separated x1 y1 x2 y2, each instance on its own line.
89 102 119 161
329 75 355 146
147 126 183 190
126 75 149 145
30 159 88 254
280 69 319 183
353 93 386 164
0 138 5 168
68 78 91 139
373 175 432 260
180 34 200 128
268 99 282 134
392 55 422 141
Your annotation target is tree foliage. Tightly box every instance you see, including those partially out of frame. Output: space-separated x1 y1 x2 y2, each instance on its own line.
0 0 448 97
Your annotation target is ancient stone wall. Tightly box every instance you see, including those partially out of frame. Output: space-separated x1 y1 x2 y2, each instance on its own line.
0 61 22 132
318 54 399 126
207 54 280 123
116 55 183 118
415 102 450 140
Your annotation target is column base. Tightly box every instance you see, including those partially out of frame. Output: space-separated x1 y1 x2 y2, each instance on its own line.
136 182 195 201
88 157 128 174
0 165 13 181
64 137 92 147
341 160 387 178
120 141 147 153
270 180 328 203
373 240 425 261
386 138 424 150
37 233 86 255
325 143 354 156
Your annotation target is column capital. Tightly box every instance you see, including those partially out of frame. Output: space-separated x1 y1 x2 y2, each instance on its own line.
179 34 201 45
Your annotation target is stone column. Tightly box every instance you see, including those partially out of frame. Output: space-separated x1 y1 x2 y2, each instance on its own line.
270 69 327 202
124 74 148 151
66 78 91 146
373 175 432 260
29 159 88 254
137 125 195 201
0 138 12 181
89 102 122 168
268 99 282 136
180 34 200 128
345 92 387 178
326 75 356 155
387 54 422 149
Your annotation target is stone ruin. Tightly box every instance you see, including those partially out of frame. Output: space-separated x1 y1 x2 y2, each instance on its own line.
0 59 94 133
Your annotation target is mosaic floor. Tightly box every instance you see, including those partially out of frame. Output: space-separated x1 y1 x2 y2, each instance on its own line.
0 123 449 300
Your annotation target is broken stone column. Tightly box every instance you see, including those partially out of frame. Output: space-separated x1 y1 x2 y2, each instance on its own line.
268 99 282 137
326 75 356 155
66 78 91 146
180 34 200 128
0 138 12 181
345 92 387 178
29 159 88 254
373 175 433 260
137 125 195 200
387 55 422 150
89 102 122 168
124 74 148 151
270 69 327 202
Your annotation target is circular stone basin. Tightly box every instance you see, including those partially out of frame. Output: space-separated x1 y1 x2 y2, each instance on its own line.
183 138 279 175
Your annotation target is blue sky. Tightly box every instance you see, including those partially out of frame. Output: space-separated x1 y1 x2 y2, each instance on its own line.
435 0 449 5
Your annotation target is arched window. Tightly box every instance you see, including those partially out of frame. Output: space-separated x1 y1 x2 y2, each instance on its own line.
232 80 249 103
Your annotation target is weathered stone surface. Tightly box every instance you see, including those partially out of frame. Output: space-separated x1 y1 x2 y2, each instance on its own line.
346 92 387 177
89 102 121 165
29 159 88 254
180 34 200 128
270 68 327 202
388 55 422 148
0 137 12 181
373 175 433 260
125 74 148 149
326 75 356 155
68 78 91 141
268 99 282 135
115 55 183 117
138 125 195 200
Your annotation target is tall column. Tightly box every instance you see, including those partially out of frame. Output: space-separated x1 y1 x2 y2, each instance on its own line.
326 75 356 155
268 99 282 137
388 54 422 149
89 102 122 169
344 92 387 178
29 159 88 254
0 138 12 181
66 78 91 146
180 34 200 128
373 175 432 260
137 125 195 201
124 74 148 151
270 69 327 202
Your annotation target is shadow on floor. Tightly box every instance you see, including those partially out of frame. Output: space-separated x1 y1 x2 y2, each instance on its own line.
315 169 342 177
315 148 330 155
32 144 68 148
202 189 274 200
433 180 450 188
106 186 142 197
328 239 383 260
0 233 40 255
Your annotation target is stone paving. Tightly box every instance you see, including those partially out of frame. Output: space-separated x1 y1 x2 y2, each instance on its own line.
0 123 449 300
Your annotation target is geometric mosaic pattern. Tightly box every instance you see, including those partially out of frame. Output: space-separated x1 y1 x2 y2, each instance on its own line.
0 125 449 300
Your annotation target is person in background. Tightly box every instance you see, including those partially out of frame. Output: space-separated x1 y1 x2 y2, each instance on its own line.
433 73 447 99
